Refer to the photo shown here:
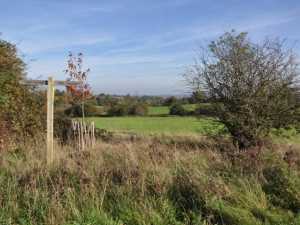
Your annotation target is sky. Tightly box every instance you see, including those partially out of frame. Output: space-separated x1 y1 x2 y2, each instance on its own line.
1 0 300 95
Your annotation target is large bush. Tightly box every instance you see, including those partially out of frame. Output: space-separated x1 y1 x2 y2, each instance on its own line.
107 103 130 116
185 31 300 148
107 102 148 116
129 103 148 116
169 104 187 116
0 38 45 143
194 104 215 117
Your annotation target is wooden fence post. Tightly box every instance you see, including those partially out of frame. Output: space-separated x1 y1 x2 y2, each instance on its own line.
22 77 82 165
47 77 55 166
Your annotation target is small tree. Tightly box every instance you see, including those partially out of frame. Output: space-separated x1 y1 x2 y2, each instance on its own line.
65 52 91 121
185 31 300 148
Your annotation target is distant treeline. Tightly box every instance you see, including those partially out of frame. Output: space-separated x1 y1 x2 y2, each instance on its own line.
54 90 207 107
94 91 207 107
54 90 209 117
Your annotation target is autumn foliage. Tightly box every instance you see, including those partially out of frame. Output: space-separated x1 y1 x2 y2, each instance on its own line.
65 52 91 103
0 38 45 147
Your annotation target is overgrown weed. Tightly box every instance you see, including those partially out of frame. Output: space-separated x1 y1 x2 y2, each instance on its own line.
0 136 299 224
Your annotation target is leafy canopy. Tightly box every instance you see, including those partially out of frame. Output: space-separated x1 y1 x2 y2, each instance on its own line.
0 38 45 140
185 31 300 148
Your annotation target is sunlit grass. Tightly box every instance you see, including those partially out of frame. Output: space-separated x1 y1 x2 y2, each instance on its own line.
88 116 224 135
148 104 198 116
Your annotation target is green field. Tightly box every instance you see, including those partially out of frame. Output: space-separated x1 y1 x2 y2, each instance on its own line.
148 104 197 116
88 116 224 135
148 106 169 115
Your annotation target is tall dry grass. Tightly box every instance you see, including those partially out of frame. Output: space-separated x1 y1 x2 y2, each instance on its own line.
0 136 300 225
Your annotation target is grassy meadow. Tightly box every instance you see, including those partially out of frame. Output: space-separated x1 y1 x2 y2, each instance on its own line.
148 106 170 116
2 96 300 225
88 116 224 135
1 136 300 225
87 104 222 136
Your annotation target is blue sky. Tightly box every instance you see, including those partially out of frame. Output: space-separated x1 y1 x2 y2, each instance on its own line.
1 0 300 95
